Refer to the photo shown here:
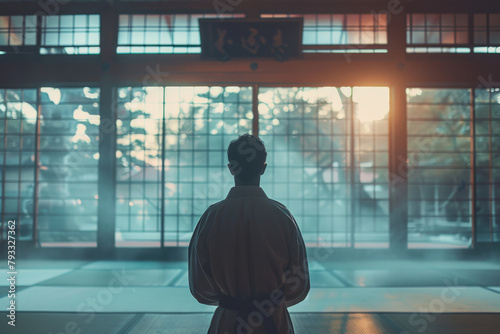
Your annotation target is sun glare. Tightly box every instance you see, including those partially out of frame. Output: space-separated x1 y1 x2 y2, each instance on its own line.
353 87 390 122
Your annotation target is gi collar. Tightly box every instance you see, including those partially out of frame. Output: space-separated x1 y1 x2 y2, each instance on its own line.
226 186 268 199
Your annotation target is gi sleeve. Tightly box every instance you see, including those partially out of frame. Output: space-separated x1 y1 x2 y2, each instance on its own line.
188 207 220 306
282 213 310 308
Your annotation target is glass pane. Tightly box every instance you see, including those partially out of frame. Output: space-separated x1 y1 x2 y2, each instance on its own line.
407 13 470 53
0 15 37 50
475 88 500 242
259 87 389 248
38 87 100 246
117 14 244 54
263 13 388 52
115 86 253 247
116 87 163 247
0 89 38 241
407 88 472 248
40 15 100 55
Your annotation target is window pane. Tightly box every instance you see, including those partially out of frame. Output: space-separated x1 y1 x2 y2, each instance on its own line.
407 13 471 53
0 15 37 53
38 87 100 246
115 86 253 247
40 15 100 55
474 14 500 53
263 13 388 53
0 89 38 241
117 14 244 54
259 87 389 248
407 88 472 248
475 88 500 242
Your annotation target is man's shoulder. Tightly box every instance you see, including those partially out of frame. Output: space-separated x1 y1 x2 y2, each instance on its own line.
259 198 296 223
266 198 290 212
206 200 225 212
205 194 297 219
209 197 291 214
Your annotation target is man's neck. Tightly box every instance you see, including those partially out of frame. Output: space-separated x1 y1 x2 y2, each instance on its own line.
234 177 260 187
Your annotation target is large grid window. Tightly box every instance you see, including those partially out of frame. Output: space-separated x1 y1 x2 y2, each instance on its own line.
41 15 100 55
258 87 389 248
0 89 37 241
0 16 37 54
406 14 469 53
38 87 100 246
115 86 252 247
475 88 500 242
117 14 244 54
116 87 164 247
1 15 100 55
262 14 387 53
407 88 472 248
474 14 500 53
164 86 252 246
1 87 99 246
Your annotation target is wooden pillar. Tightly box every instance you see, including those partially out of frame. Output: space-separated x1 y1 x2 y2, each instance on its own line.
388 7 408 251
97 3 118 254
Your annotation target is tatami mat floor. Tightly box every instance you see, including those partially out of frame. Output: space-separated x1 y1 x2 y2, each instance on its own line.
1 259 499 333
2 312 500 334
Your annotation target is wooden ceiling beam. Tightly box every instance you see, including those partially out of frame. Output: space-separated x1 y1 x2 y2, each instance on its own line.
1 54 498 87
2 0 499 15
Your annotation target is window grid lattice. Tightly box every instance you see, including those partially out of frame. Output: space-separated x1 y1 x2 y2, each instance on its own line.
0 88 100 245
117 14 244 54
115 86 252 247
116 87 164 247
0 89 37 241
41 15 100 55
37 87 100 245
0 15 37 53
407 88 472 248
474 88 500 241
0 16 37 46
473 14 500 53
406 13 470 53
262 14 388 53
259 87 389 248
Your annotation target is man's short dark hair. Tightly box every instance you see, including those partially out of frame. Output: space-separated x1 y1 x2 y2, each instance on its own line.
227 134 267 180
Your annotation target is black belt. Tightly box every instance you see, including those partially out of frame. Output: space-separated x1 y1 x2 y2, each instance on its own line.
219 291 283 334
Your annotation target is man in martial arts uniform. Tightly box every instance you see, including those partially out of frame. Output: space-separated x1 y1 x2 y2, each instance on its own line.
189 134 309 334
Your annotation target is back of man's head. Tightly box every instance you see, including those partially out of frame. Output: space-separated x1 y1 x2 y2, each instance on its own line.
227 134 267 181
